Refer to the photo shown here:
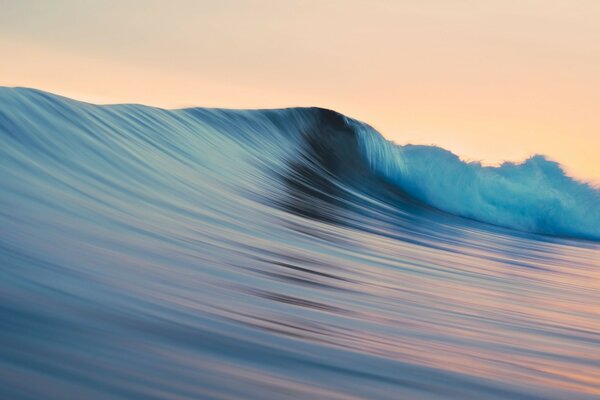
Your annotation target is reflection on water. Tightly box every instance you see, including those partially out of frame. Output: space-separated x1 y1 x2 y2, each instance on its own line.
1 88 599 399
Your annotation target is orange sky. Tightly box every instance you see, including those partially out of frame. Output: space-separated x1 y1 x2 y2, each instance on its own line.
1 1 599 184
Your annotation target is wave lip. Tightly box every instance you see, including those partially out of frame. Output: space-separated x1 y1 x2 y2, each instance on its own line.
348 118 600 240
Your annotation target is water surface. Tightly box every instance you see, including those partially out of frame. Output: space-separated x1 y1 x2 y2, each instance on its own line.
1 88 599 399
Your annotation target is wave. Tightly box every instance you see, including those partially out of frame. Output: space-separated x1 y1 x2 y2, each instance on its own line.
1 87 599 240
2 87 600 399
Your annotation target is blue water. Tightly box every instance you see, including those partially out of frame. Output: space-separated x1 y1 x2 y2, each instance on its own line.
1 87 599 399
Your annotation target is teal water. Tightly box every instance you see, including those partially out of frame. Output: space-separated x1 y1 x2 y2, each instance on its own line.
1 88 599 399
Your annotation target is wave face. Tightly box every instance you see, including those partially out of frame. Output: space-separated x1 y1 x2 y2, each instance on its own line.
1 87 600 399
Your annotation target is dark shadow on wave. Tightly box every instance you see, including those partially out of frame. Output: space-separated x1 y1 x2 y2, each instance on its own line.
274 109 468 251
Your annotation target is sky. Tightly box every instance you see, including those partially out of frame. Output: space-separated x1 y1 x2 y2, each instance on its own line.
1 0 599 184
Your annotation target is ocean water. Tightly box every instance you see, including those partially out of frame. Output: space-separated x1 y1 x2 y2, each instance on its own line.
1 87 599 399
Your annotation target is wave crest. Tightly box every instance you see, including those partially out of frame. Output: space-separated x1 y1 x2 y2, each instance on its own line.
355 120 600 239
1 87 599 240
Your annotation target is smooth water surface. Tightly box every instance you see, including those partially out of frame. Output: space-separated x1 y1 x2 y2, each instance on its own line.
1 88 599 399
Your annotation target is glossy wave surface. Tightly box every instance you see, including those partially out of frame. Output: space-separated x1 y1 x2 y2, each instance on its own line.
1 88 599 399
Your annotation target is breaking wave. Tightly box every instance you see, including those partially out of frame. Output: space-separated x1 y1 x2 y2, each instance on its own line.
1 87 600 400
